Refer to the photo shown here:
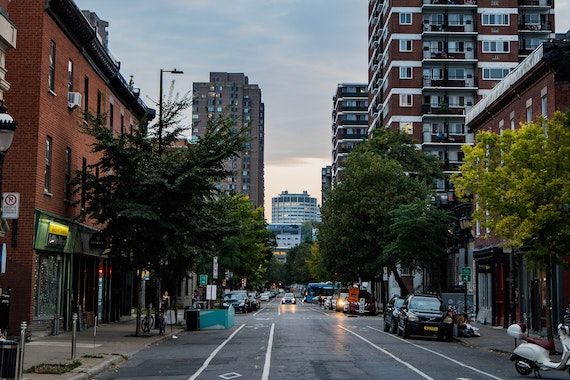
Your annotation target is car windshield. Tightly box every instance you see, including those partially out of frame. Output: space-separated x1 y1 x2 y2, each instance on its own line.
409 297 443 311
394 298 405 308
339 293 348 298
224 293 246 301
284 293 294 298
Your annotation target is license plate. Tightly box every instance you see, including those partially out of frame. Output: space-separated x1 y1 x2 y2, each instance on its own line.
424 326 439 332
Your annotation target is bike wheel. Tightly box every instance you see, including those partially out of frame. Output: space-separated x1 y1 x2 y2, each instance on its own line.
141 317 150 333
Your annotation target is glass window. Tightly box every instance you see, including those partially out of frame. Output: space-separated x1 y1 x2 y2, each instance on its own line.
67 59 74 92
399 67 412 79
399 94 413 107
45 136 52 193
399 13 412 25
109 103 114 130
399 39 412 52
48 41 56 92
483 68 510 80
83 76 89 112
541 95 547 117
34 253 63 318
64 147 71 201
483 41 510 53
526 105 533 122
482 14 509 26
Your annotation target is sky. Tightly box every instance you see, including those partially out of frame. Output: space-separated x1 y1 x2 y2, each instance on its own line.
74 0 570 220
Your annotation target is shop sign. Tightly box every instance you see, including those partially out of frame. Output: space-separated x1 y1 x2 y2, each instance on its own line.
89 233 106 252
46 222 69 249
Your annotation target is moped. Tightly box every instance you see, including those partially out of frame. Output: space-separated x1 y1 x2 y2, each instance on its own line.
507 322 570 377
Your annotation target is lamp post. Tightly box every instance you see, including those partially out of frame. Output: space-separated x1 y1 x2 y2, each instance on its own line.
459 216 472 317
157 68 183 156
0 104 17 235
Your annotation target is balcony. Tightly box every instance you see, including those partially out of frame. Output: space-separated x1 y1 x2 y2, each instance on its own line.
518 22 552 32
518 0 551 6
338 133 368 140
423 131 469 144
422 103 471 116
441 160 462 172
423 23 475 34
423 77 477 88
423 0 477 6
423 48 475 60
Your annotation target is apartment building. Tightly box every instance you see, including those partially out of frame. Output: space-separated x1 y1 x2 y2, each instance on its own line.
271 191 320 224
2 0 154 335
331 83 368 184
368 0 555 201
192 73 265 208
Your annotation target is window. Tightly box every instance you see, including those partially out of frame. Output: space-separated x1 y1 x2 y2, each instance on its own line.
499 119 504 134
399 40 412 52
400 12 412 25
83 76 89 112
510 117 515 130
399 67 412 79
482 14 509 26
482 41 510 53
96 91 102 117
109 103 114 130
526 105 533 122
48 41 56 92
120 114 125 134
44 136 52 193
541 95 547 117
448 68 465 80
64 148 71 201
67 60 74 92
81 157 87 214
483 68 510 80
448 14 467 26
399 94 413 107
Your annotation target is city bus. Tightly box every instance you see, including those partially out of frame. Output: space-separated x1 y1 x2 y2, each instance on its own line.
304 282 338 303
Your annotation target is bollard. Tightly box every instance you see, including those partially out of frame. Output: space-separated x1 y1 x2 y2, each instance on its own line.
16 321 27 380
71 313 77 360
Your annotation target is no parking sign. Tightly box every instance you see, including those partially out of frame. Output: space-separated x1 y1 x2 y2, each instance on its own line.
2 193 19 219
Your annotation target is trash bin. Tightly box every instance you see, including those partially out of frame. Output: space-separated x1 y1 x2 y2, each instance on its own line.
185 309 200 331
0 340 18 379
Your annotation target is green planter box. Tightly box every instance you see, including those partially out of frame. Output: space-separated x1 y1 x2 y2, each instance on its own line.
199 307 235 330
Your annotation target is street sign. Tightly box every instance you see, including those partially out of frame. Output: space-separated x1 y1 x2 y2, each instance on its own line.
199 274 208 286
206 284 217 300
213 256 218 280
2 192 19 219
461 267 472 282
141 270 150 281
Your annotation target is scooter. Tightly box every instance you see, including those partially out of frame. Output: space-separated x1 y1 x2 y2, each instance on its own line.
507 322 570 377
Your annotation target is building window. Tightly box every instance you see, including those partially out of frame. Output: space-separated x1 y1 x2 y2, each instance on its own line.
498 119 504 135
399 94 413 107
526 105 533 122
482 68 510 80
482 41 510 53
45 136 52 193
399 39 412 52
482 14 509 26
97 91 102 118
399 12 412 25
67 59 74 92
120 114 125 134
48 41 56 92
399 67 413 79
510 117 515 130
64 147 71 201
109 103 114 130
541 95 547 117
83 76 89 113
81 157 87 214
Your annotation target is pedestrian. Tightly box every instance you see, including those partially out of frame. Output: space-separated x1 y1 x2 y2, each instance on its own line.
318 294 324 308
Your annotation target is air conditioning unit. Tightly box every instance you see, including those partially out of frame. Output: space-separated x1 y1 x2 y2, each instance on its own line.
67 92 82 109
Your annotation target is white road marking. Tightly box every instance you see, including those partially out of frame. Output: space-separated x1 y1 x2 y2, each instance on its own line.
367 326 504 380
339 325 434 380
261 323 275 380
254 299 273 316
219 372 242 379
27 341 101 348
188 324 246 380
278 305 281 316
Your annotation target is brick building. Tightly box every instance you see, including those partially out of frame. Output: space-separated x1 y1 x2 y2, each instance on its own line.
192 72 265 208
465 40 570 330
1 0 154 335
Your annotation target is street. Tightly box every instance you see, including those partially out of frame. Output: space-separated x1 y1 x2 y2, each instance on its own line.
96 296 568 380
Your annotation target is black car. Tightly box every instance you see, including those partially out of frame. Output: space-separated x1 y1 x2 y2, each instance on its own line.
383 295 405 333
222 292 249 313
397 294 453 341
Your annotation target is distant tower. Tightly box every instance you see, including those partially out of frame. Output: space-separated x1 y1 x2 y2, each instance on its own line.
192 73 265 207
271 191 320 224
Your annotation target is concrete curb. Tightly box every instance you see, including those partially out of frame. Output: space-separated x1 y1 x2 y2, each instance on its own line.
68 329 183 380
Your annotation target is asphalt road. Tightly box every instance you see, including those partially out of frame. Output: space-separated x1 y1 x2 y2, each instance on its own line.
98 296 570 380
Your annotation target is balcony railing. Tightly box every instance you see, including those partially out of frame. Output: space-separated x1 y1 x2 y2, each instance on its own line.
423 48 475 60
423 132 468 143
518 0 551 6
338 133 368 140
423 77 477 88
518 22 551 31
422 103 471 115
423 23 475 33
424 0 477 5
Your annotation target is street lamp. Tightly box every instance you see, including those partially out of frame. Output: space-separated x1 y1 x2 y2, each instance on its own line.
459 215 472 316
157 68 184 156
0 104 17 235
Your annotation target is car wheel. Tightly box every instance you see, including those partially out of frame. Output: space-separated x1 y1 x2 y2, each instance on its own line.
383 321 390 332
402 323 410 338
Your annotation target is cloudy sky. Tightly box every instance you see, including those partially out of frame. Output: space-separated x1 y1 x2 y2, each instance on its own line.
75 0 570 219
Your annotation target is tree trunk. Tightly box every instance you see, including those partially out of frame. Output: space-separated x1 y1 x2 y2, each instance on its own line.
391 265 409 296
135 271 142 337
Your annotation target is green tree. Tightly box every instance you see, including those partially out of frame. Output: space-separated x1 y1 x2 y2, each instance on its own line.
319 128 442 293
285 242 313 285
453 112 570 340
78 102 245 335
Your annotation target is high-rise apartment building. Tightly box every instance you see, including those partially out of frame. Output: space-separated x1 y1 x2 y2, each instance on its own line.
192 72 265 207
271 191 320 224
368 0 554 201
332 83 369 184
321 165 332 204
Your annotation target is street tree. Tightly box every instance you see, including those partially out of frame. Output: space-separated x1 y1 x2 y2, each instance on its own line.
319 128 442 294
453 111 570 340
77 101 245 335
285 242 313 285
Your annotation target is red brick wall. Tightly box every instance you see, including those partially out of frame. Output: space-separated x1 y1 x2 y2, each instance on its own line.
2 1 139 334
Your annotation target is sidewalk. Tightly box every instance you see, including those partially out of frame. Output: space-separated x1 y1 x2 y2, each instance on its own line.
455 322 563 355
20 314 184 380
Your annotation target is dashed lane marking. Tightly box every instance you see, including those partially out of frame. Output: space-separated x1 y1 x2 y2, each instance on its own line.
261 323 275 380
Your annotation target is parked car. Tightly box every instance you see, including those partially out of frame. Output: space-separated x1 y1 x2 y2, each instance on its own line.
348 290 377 315
260 292 271 301
384 295 405 333
324 296 334 310
248 292 260 310
335 292 349 312
281 292 297 304
397 293 453 341
222 292 250 313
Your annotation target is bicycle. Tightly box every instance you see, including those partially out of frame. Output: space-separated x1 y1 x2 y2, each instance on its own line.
141 307 154 334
